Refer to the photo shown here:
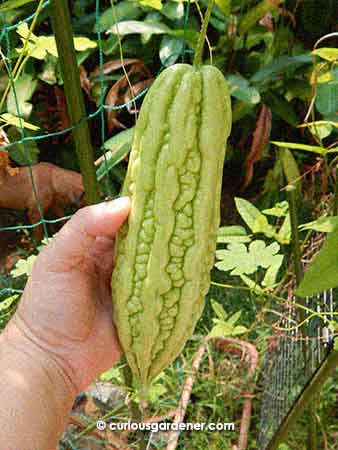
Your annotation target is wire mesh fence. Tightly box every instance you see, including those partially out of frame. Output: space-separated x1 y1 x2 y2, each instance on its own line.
258 233 338 449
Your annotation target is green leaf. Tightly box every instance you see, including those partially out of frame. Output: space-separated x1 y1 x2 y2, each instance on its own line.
97 128 134 181
11 255 37 278
280 147 301 188
296 228 338 297
0 295 19 312
262 254 283 287
215 239 283 280
208 308 248 338
0 113 39 131
246 31 273 50
100 366 122 383
240 274 265 294
334 339 338 352
108 20 171 36
226 74 260 104
298 121 338 140
217 235 251 244
215 243 258 275
315 81 338 116
217 225 251 243
218 225 248 236
227 310 242 326
6 129 39 166
266 92 298 127
148 382 167 402
263 201 289 217
239 0 282 36
7 74 37 119
138 0 162 9
277 214 291 244
251 54 312 84
235 197 275 236
161 1 185 20
272 141 328 155
215 0 231 15
159 35 184 66
97 1 142 32
0 0 35 11
211 299 227 321
299 216 338 233
311 48 338 62
16 23 96 60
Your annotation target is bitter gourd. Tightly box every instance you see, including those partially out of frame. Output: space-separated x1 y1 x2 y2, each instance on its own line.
111 63 232 388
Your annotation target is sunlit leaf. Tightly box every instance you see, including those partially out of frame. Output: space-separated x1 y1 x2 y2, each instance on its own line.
235 197 276 237
7 74 37 119
299 216 338 233
312 48 338 62
263 201 289 217
0 0 35 11
215 239 283 283
108 20 171 35
0 113 39 131
272 141 328 155
297 228 338 297
11 255 37 278
16 23 96 60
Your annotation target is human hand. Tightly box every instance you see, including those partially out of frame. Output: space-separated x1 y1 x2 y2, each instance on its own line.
3 197 131 394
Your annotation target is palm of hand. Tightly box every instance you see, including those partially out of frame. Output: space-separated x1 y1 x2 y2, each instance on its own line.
7 200 130 393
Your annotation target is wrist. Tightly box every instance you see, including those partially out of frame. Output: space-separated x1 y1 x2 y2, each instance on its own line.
1 320 77 399
0 322 76 449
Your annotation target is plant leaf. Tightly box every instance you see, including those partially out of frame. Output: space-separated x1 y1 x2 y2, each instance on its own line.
0 0 35 11
280 147 301 188
11 255 37 278
251 54 312 84
299 216 338 233
272 141 328 155
226 74 261 104
235 197 275 236
108 20 171 36
263 201 289 217
159 35 184 66
239 0 283 36
296 228 338 297
211 299 227 321
311 48 338 62
217 225 251 243
7 74 37 119
0 113 39 131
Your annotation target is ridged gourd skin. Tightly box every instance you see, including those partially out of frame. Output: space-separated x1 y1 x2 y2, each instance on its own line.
111 63 232 388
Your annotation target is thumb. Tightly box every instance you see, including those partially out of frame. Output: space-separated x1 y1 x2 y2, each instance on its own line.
39 197 131 270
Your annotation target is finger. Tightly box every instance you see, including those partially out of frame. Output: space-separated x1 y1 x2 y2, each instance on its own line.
89 236 116 282
39 197 130 271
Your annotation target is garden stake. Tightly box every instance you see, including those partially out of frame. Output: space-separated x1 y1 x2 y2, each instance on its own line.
50 0 100 205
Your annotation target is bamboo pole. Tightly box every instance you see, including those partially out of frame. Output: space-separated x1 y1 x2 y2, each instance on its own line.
50 0 100 204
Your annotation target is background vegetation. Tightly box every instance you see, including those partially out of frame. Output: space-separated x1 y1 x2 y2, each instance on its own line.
0 0 338 449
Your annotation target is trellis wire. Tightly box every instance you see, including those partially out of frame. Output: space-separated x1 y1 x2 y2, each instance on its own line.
0 0 192 233
258 233 338 449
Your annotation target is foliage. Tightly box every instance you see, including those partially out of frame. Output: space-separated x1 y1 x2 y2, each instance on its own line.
1 0 338 449
208 299 248 338
297 228 338 297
